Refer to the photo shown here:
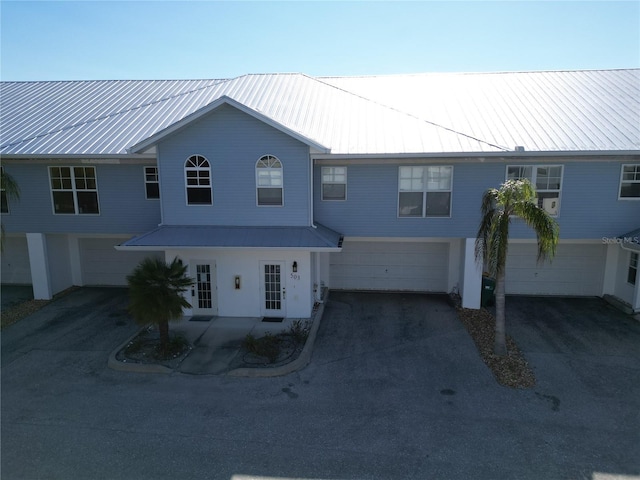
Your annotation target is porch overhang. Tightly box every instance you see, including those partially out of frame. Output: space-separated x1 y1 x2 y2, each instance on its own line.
617 228 640 252
115 224 343 252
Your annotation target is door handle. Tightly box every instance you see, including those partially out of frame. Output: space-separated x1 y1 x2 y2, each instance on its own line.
282 288 286 300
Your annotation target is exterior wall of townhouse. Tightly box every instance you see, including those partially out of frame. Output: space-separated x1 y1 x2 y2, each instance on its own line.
164 248 314 318
0 161 161 235
313 159 640 239
157 104 312 227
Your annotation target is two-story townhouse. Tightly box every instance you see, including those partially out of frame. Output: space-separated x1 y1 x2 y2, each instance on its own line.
1 70 639 316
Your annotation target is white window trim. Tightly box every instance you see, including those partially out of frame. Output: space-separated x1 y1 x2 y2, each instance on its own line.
629 252 638 286
255 155 284 207
144 166 160 200
397 165 453 218
505 164 564 216
321 166 347 201
184 155 213 206
48 166 100 216
619 164 640 200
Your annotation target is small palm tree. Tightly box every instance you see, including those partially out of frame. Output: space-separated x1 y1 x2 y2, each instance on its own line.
1 169 21 251
126 257 194 353
475 179 559 356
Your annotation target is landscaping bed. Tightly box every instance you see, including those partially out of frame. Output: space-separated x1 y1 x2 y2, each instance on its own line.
456 305 536 389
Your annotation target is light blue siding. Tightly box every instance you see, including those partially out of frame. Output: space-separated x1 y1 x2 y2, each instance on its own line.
1 163 161 234
158 104 311 227
314 160 640 239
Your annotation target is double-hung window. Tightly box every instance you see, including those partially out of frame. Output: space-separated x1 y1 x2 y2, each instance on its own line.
321 167 347 200
185 155 212 205
629 253 638 285
619 164 640 199
49 166 99 214
256 155 283 206
507 165 562 215
144 166 159 199
398 166 452 217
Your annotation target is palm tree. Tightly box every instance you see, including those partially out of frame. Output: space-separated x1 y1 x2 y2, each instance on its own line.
475 179 559 356
126 257 194 353
1 169 21 251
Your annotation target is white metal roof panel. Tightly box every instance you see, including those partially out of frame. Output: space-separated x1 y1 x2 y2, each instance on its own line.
1 69 638 156
119 224 343 250
321 69 640 152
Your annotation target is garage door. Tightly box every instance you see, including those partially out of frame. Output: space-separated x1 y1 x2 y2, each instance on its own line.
80 238 161 286
1 235 32 284
330 240 449 292
506 243 606 296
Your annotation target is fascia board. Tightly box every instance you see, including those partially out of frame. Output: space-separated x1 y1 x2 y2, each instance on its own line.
115 245 342 252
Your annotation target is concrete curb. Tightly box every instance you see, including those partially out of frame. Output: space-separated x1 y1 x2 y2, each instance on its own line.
107 328 173 374
108 293 328 376
226 295 327 378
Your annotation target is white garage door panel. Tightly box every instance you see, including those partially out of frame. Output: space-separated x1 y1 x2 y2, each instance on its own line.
1 236 32 284
330 241 449 292
80 238 161 286
506 243 605 296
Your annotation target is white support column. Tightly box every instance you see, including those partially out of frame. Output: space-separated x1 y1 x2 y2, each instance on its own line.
461 238 482 309
315 252 322 302
26 233 52 300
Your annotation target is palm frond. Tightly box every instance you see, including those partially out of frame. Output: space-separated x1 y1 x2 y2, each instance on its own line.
1 170 20 200
514 200 559 262
126 256 194 327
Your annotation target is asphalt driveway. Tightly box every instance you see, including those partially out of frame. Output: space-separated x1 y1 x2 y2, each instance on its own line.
1 288 639 479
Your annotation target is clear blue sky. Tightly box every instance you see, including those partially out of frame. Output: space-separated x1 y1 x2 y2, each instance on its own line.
1 0 638 80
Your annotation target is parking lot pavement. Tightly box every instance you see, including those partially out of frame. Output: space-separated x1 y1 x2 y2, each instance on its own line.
0 285 34 310
1 289 639 479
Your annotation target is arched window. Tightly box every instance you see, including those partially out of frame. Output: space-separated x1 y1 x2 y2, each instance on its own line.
185 155 212 205
256 155 283 206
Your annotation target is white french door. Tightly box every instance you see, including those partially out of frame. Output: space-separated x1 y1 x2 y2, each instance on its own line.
190 261 217 315
260 261 286 317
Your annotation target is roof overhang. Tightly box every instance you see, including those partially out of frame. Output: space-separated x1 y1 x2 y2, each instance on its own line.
129 95 331 155
312 150 640 161
617 228 640 252
116 224 343 251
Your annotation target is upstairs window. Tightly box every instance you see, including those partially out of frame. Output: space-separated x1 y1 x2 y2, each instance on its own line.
619 164 640 199
144 166 159 199
322 167 347 201
185 155 212 205
507 165 563 215
256 155 283 206
49 166 99 215
398 166 452 217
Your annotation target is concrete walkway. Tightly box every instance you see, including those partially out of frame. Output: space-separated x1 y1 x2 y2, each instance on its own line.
108 303 326 376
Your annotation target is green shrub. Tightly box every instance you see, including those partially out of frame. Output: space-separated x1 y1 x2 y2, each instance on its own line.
289 319 311 343
243 332 282 363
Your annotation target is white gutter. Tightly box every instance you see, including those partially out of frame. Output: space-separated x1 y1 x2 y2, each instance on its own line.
312 150 640 161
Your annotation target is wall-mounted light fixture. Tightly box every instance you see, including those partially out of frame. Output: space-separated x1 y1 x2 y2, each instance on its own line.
292 261 298 273
234 275 241 290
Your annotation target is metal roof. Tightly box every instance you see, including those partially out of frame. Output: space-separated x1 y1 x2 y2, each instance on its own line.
321 70 640 153
117 224 343 250
1 70 639 157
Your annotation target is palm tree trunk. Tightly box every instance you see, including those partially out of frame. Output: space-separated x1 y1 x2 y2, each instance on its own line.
158 320 169 353
493 271 508 356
